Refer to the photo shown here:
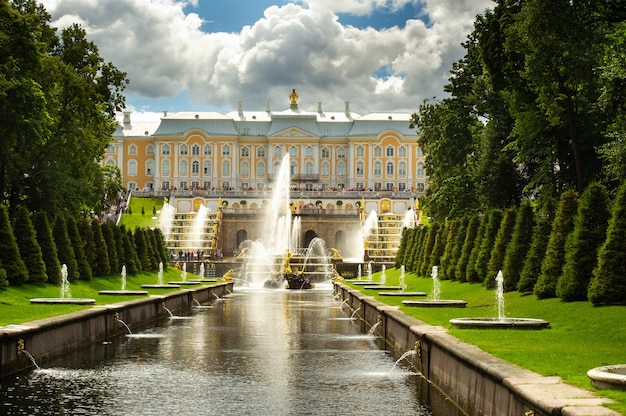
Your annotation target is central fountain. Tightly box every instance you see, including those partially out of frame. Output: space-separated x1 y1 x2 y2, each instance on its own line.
449 270 549 329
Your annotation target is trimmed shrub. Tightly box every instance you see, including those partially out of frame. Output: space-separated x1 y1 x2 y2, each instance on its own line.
53 215 79 281
518 201 555 293
102 223 120 275
439 218 460 280
502 201 535 292
535 190 578 299
67 217 92 281
419 223 439 276
0 205 28 286
466 214 488 283
91 219 110 277
33 212 61 285
557 182 610 301
13 206 46 283
457 215 480 282
447 216 469 281
486 208 517 289
588 181 626 305
474 209 503 285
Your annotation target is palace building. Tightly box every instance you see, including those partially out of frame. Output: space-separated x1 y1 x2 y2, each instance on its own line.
104 90 426 198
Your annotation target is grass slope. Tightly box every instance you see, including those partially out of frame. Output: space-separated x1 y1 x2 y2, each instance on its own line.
118 197 164 229
346 268 626 414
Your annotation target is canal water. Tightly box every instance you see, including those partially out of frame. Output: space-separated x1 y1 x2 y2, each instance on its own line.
1 284 464 415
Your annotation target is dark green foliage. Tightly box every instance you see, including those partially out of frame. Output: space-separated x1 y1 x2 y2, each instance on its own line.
558 183 610 301
0 205 28 286
146 229 159 270
518 202 555 293
466 214 488 283
120 226 140 274
141 206 145 216
535 190 578 299
486 208 517 289
439 219 460 280
67 217 92 281
52 215 79 281
419 223 439 276
77 218 96 267
127 206 132 215
152 228 169 266
13 206 47 283
111 225 126 271
415 226 431 276
134 228 152 271
429 222 448 271
33 212 61 285
406 227 424 273
90 219 110 276
401 228 417 270
457 215 480 282
588 181 626 305
101 223 120 275
0 265 6 287
475 209 503 284
502 201 535 292
447 217 468 281
394 228 411 268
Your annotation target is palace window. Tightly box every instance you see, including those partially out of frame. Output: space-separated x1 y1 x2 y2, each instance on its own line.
222 160 230 175
305 161 313 175
179 160 188 175
147 144 154 155
222 144 230 156
290 161 297 175
289 146 298 157
374 161 382 176
273 146 282 157
399 161 407 176
386 162 394 175
321 161 330 176
356 146 364 157
180 181 188 189
162 160 170 175
241 147 250 158
416 147 423 157
191 181 199 189
161 181 170 190
398 146 406 157
162 144 171 156
128 160 137 176
321 147 330 158
192 144 200 156
356 161 364 176
146 160 155 176
386 146 394 157
129 144 137 155
374 146 382 157
305 146 313 157
180 144 188 155
203 160 211 175
106 144 115 154
204 144 212 155
192 160 200 175
257 161 265 177
241 161 249 177
416 163 424 176
257 147 266 158
337 148 346 158
416 182 425 192
337 161 346 177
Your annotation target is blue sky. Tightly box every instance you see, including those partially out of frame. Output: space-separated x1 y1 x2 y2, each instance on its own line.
41 0 491 119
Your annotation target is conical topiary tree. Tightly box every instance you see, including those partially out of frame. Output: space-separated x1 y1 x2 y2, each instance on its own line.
101 223 120 275
446 216 468 281
112 225 126 271
411 226 428 274
457 215 480 282
486 208 517 289
419 223 439 276
400 228 416 269
134 227 152 271
474 209 503 283
534 190 578 299
502 201 535 292
0 205 28 286
394 228 411 269
77 218 96 267
588 181 626 305
53 215 79 281
557 182 610 301
428 222 448 271
0 262 6 287
33 212 61 284
152 228 169 266
439 218 460 280
67 217 92 281
518 200 555 293
91 219 110 276
120 225 139 274
13 206 47 283
466 214 488 283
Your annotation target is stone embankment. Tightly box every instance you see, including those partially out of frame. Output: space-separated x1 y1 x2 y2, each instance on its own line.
334 281 618 416
0 282 233 378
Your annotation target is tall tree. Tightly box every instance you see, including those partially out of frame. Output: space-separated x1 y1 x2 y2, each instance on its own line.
502 200 534 292
13 206 46 283
0 205 28 285
52 215 79 281
33 211 61 284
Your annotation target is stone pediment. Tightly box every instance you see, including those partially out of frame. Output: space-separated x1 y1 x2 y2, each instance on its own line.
269 127 317 138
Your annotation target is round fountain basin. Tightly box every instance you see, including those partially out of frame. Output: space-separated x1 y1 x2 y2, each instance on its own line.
403 299 466 307
30 298 96 305
587 364 626 391
98 290 148 296
168 281 200 285
379 292 428 297
351 280 376 285
363 285 402 291
140 284 181 289
449 317 549 329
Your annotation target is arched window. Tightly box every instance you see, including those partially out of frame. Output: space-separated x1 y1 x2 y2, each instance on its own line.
241 161 249 177
146 144 154 155
398 146 406 157
374 146 382 157
129 144 137 155
356 146 364 157
128 160 137 176
337 148 346 158
146 160 155 175
241 147 250 157
192 160 200 175
192 144 200 155
374 161 382 176
162 159 170 175
417 162 424 176
222 160 230 175
305 161 314 175
203 160 211 175
305 146 314 157
356 161 364 176
321 147 330 158
289 146 298 157
161 144 170 156
257 147 266 158
273 146 282 157
257 161 265 177
180 144 188 155
222 144 230 156
337 161 346 177
386 162 394 175
321 161 330 176
179 160 188 175
290 161 297 175
386 146 394 157
416 147 423 157
399 161 406 176
204 144 212 155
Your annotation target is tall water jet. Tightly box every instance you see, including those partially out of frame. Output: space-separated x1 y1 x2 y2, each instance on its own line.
261 153 292 256
290 216 301 253
31 264 96 304
158 202 176 239
495 270 505 321
403 208 416 229
189 204 209 249
399 265 406 291
432 266 440 301
120 265 127 291
158 262 164 285
199 263 205 279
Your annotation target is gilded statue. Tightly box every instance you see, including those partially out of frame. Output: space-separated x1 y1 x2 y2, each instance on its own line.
289 88 298 106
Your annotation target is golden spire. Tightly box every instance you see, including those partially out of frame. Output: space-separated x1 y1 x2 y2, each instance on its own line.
289 88 299 106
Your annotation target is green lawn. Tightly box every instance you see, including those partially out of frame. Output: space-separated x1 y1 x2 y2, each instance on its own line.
0 268 218 326
345 268 626 414
118 197 164 229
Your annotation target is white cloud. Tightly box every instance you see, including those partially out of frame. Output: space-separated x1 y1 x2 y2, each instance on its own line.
40 0 492 114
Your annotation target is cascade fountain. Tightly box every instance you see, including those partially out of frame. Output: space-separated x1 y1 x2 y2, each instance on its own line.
402 265 465 307
158 202 176 239
99 265 148 296
30 265 96 304
449 270 549 328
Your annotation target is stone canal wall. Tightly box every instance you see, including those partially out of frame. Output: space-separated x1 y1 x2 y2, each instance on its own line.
0 282 233 378
334 282 618 416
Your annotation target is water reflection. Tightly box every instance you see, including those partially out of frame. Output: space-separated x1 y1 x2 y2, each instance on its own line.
1 286 463 415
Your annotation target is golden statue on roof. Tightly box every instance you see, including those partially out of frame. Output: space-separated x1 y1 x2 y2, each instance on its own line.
289 88 299 106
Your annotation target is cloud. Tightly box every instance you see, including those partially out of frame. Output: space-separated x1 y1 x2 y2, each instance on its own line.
40 0 492 113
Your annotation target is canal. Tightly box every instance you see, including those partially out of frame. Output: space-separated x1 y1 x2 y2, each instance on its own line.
1 284 463 415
